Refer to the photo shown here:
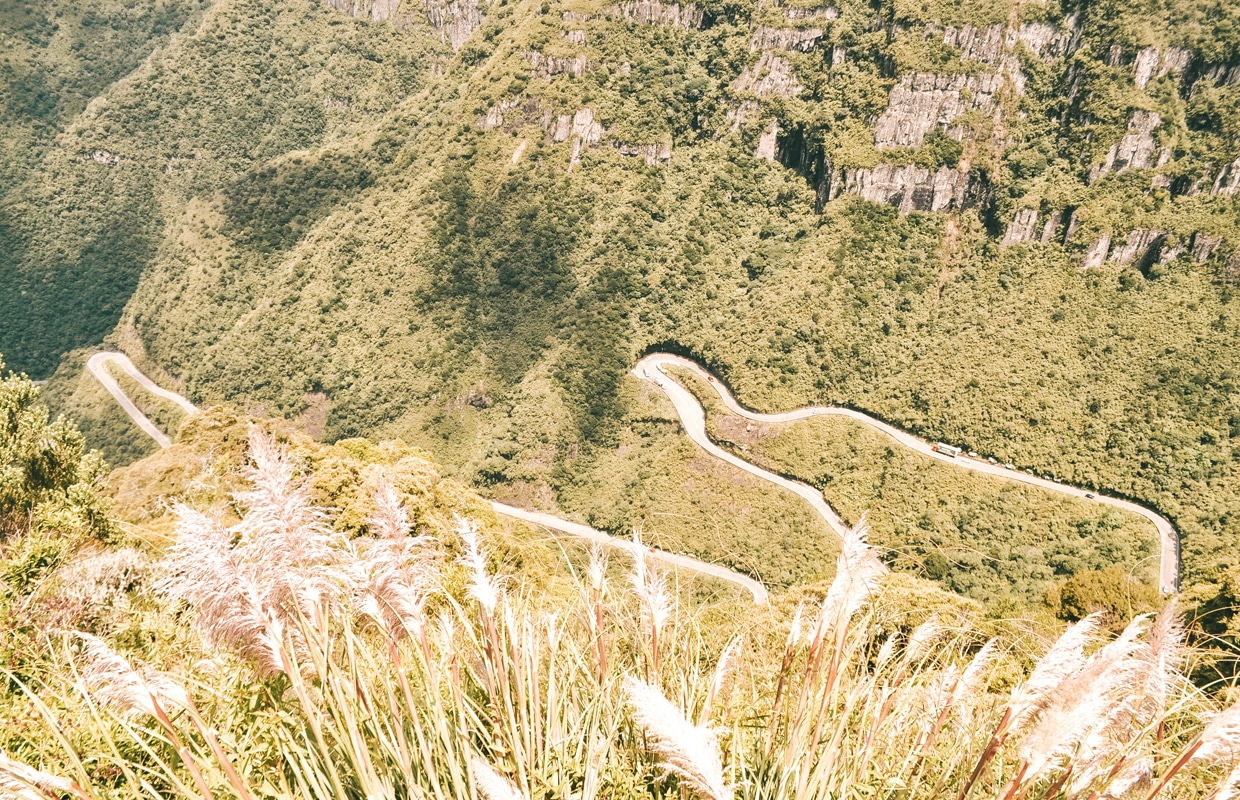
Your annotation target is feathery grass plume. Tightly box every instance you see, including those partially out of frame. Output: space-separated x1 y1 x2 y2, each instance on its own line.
457 516 499 615
876 633 900 669
1007 613 1103 733
586 545 608 598
1019 615 1147 781
1136 600 1186 721
1144 703 1240 799
816 516 887 643
586 544 609 681
705 637 743 718
957 615 1103 800
1109 756 1153 797
368 477 410 540
1189 704 1240 767
951 638 999 710
233 426 336 570
157 429 348 673
0 754 84 800
470 757 527 800
351 517 434 639
157 507 284 673
1216 762 1240 800
624 677 732 800
629 530 672 675
906 616 943 665
74 633 189 719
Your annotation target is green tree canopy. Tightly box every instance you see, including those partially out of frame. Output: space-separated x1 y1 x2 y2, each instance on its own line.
0 354 112 540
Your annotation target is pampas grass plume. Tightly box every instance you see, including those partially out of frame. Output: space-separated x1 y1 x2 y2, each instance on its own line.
625 677 731 800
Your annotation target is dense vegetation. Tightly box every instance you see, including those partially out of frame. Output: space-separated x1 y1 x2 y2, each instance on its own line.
2 0 1237 640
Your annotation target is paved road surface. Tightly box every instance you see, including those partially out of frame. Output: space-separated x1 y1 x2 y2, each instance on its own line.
86 348 1179 598
634 353 1180 594
490 502 769 603
87 352 198 449
84 351 772 603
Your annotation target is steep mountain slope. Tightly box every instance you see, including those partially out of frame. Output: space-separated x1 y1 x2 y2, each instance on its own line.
5 0 1240 610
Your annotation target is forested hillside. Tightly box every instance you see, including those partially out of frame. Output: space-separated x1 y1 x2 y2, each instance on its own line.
3 0 1239 615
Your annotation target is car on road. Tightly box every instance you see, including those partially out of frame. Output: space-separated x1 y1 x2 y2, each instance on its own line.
643 368 650 377
1085 492 1095 499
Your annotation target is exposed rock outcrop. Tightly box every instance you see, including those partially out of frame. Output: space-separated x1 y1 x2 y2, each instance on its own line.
527 51 590 78
755 119 779 160
563 28 586 44
87 150 122 165
750 26 822 52
1203 63 1240 85
550 108 605 145
1000 207 1039 247
1082 234 1111 269
732 51 802 98
324 0 401 21
873 72 1002 149
607 1 702 29
1132 46 1192 89
547 108 605 169
1213 158 1240 197
613 141 672 165
1192 233 1222 262
782 5 837 22
727 100 760 130
838 163 970 214
1088 110 1164 183
478 96 523 130
1109 228 1167 265
425 0 483 50
1039 210 1063 244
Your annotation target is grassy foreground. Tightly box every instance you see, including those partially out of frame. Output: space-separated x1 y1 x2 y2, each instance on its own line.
2 421 1239 800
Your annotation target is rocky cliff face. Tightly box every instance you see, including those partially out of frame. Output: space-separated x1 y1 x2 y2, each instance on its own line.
873 72 1003 149
526 51 590 78
424 0 483 50
608 1 702 29
838 163 972 213
1087 110 1167 183
324 0 402 21
732 51 802 98
333 0 1238 267
750 26 823 52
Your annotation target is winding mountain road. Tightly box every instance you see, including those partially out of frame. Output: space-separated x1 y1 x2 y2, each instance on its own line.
83 352 771 602
84 348 1180 599
86 352 196 449
634 353 1180 594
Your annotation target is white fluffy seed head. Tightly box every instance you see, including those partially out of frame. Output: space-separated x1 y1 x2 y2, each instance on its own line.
368 477 410 540
471 757 526 800
74 633 189 719
1008 613 1102 732
1192 704 1240 767
586 545 608 596
1019 617 1146 780
906 615 942 664
819 517 887 635
624 677 732 800
0 753 77 800
457 516 499 615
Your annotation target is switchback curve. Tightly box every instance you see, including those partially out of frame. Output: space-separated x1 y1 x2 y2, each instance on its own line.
634 353 1180 594
83 351 771 603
